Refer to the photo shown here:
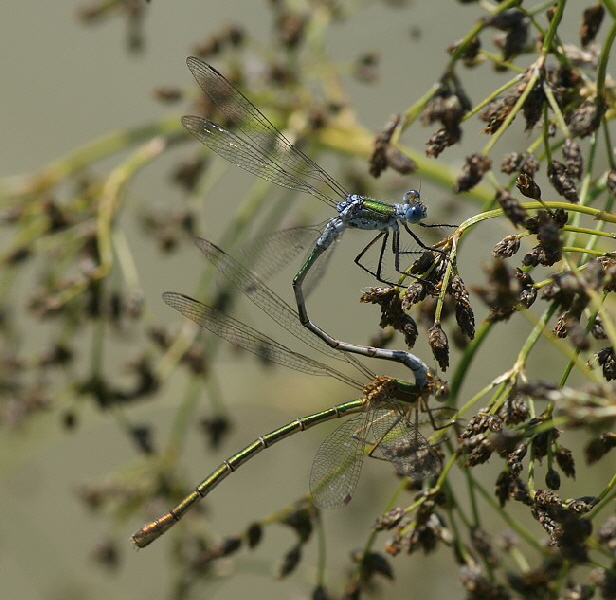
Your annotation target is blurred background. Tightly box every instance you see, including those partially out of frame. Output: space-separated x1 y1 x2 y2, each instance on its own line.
1 2 614 600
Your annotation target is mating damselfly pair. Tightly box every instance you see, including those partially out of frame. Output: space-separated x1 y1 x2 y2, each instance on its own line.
132 240 445 547
132 58 450 547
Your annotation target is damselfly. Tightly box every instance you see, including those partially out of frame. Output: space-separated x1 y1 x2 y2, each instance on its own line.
131 289 441 548
181 57 446 386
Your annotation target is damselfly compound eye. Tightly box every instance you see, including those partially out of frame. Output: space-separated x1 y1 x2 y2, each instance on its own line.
404 189 421 203
405 204 426 223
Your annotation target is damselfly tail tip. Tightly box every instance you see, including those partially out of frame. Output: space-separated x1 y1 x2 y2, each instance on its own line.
131 513 176 548
130 528 154 549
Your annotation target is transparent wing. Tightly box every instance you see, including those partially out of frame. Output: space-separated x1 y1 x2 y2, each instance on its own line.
162 291 358 386
199 236 375 381
369 405 440 480
184 57 349 205
224 225 322 285
309 414 369 509
194 237 346 363
225 223 337 300
182 117 337 205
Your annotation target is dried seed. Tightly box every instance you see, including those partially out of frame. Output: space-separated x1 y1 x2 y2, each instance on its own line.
199 416 231 450
480 87 521 134
421 87 467 130
282 507 313 542
596 347 616 381
545 468 561 490
495 471 510 507
502 24 529 59
401 281 428 308
497 189 527 226
246 523 263 548
91 540 120 570
428 323 449 370
370 113 400 178
129 426 154 454
562 139 583 180
555 447 576 478
531 215 564 266
547 160 579 202
502 391 530 425
590 318 607 340
277 544 302 578
585 432 616 463
276 13 308 49
522 73 545 130
450 275 475 339
471 527 497 565
447 35 481 65
453 153 491 193
360 551 394 581
460 413 489 438
198 536 242 563
375 507 406 530
516 270 537 309
607 169 616 197
500 152 522 174
493 235 521 258
507 443 527 477
525 208 567 234
581 4 605 47
500 151 539 176
566 99 603 138
535 489 562 508
360 286 397 305
483 8 529 59
597 516 616 551
425 125 462 158
516 172 541 199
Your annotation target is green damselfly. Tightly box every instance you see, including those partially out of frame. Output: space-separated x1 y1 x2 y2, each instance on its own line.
131 290 440 547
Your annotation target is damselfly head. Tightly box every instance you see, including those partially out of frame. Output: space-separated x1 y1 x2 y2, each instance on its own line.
431 374 450 402
363 372 447 408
